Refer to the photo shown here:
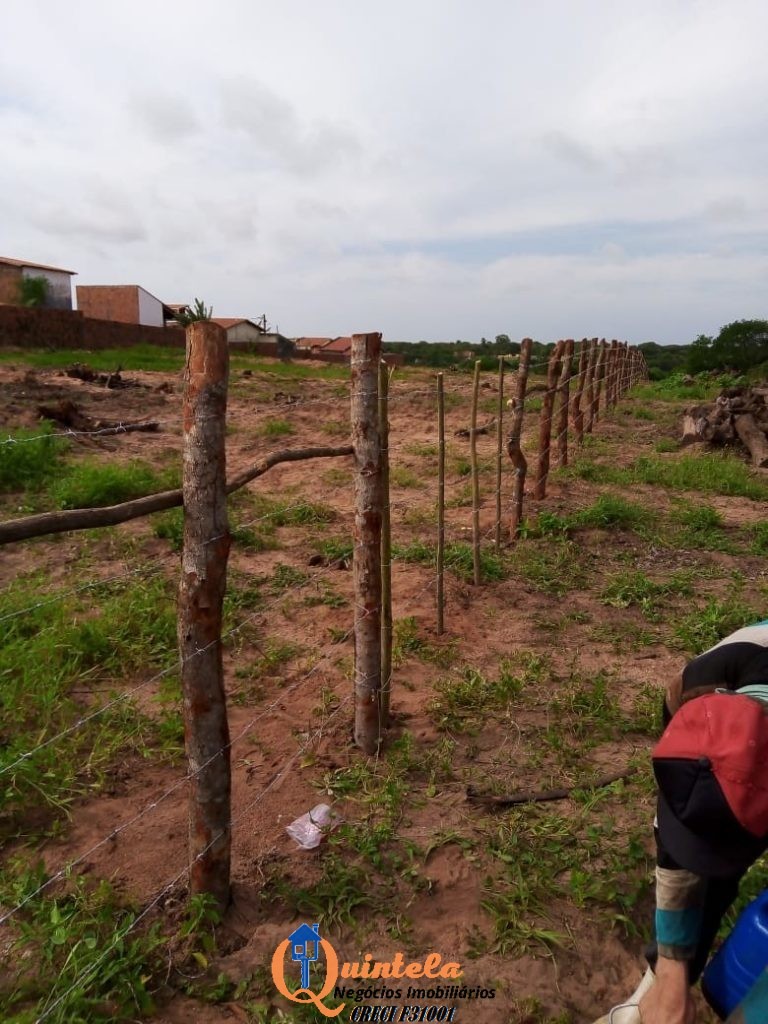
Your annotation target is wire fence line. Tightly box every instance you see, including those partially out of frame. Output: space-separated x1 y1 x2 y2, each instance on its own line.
33 693 353 1024
1 332 646 1020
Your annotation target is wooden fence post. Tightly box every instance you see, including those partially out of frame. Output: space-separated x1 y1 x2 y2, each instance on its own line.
583 338 598 434
556 339 574 467
494 356 505 550
507 338 532 538
470 360 482 585
608 340 618 408
533 341 563 500
351 332 383 755
436 373 445 635
592 340 607 425
572 339 588 446
178 320 232 913
379 361 393 727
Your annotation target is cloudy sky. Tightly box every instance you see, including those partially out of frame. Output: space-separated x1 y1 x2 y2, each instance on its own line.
2 1 766 344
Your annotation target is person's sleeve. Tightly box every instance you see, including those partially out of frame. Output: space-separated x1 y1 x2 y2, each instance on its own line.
654 865 707 960
725 966 768 1023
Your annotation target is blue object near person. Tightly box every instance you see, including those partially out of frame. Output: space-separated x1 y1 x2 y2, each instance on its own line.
702 889 768 1019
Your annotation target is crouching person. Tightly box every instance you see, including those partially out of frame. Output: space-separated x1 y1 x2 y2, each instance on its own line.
593 622 768 1023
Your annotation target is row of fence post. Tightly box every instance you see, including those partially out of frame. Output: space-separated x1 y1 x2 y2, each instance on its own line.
177 325 647 911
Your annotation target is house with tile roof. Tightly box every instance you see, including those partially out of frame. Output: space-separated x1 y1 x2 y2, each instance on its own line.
0 256 76 310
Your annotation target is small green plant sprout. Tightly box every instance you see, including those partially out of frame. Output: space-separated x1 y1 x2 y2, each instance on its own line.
175 298 213 324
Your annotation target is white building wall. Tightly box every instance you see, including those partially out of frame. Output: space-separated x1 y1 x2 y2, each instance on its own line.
227 322 264 344
137 287 164 327
21 266 73 310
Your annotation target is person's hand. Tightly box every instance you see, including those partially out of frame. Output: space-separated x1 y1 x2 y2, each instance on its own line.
638 958 695 1024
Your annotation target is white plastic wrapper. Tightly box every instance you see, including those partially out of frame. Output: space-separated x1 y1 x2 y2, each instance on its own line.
285 803 341 850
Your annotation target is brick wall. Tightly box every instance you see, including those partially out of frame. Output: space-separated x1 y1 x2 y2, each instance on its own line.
0 305 185 350
76 285 140 324
0 267 22 305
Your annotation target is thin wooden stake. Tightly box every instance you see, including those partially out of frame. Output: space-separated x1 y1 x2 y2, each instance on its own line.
379 361 393 727
555 339 574 468
494 355 505 549
571 339 588 446
437 373 446 635
533 341 563 500
470 360 482 585
351 332 383 755
178 320 231 913
507 338 531 539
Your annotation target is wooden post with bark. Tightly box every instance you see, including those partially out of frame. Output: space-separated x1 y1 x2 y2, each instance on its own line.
507 338 532 538
583 338 598 434
533 341 563 500
591 340 607 426
608 340 618 409
351 332 383 755
178 320 232 913
379 361 393 727
572 339 588 446
555 339 575 467
470 360 482 585
494 356 505 550
436 373 446 634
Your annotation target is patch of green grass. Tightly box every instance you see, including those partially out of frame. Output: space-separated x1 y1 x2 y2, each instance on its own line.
668 501 735 552
0 423 68 492
568 452 768 500
0 344 185 372
319 419 348 438
431 662 531 733
394 540 506 583
514 538 586 595
315 536 353 562
654 437 678 453
405 443 438 457
390 465 425 488
0 869 166 1023
670 595 760 654
51 460 177 510
575 494 652 531
260 418 294 438
0 572 177 827
601 570 694 621
392 616 457 668
267 563 309 593
749 521 768 554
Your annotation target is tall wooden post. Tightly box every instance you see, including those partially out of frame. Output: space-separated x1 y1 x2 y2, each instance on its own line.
508 339 532 538
494 356 505 550
379 361 393 727
583 338 598 434
351 332 383 755
178 320 232 913
572 339 588 446
533 341 563 500
591 339 607 425
555 339 574 467
470 360 482 585
608 340 618 409
436 373 446 634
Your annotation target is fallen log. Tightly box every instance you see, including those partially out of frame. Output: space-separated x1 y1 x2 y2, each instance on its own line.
466 767 636 809
455 417 496 438
734 414 768 468
0 444 353 545
38 399 160 436
681 404 734 445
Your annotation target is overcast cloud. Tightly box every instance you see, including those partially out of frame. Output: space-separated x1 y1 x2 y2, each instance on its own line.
1 0 766 343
